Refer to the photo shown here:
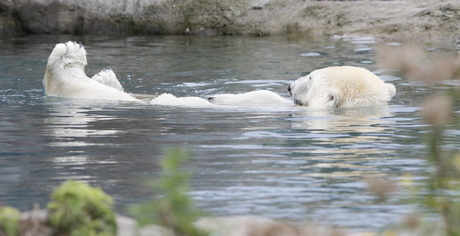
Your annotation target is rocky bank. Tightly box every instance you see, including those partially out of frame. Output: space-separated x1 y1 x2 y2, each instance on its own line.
0 0 459 42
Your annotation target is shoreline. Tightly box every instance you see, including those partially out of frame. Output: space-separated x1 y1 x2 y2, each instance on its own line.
0 0 459 43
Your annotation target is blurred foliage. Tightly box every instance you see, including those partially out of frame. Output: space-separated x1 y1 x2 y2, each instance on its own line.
0 206 20 236
130 148 207 236
394 92 460 235
377 44 460 235
419 94 460 235
47 180 117 236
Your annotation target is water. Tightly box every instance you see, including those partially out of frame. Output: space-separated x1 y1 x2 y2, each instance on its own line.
0 35 458 233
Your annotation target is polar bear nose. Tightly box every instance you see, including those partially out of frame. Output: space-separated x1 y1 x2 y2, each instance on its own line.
294 99 302 106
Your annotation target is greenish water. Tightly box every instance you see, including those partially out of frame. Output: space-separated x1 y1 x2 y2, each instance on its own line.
0 35 457 233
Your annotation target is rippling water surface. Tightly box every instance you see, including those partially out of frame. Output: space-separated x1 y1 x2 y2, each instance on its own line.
0 35 458 233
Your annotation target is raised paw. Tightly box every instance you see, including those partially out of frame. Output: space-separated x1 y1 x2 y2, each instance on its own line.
91 67 124 91
47 41 88 69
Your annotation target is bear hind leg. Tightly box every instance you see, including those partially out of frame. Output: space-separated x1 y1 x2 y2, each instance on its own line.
91 67 124 91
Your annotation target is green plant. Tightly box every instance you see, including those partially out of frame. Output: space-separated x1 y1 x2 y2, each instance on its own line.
419 94 460 235
0 206 20 236
47 180 117 236
130 148 207 236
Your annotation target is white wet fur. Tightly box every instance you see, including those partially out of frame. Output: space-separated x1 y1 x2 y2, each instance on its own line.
42 42 289 107
288 66 396 108
44 42 395 109
208 90 290 105
43 41 138 101
91 67 124 92
150 93 212 107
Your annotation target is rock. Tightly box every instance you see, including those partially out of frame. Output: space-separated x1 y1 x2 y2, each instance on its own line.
116 215 138 236
1 0 460 40
14 205 137 236
195 216 303 236
138 225 174 236
122 215 346 236
18 205 52 236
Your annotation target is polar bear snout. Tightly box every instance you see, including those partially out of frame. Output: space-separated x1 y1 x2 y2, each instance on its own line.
293 99 302 106
288 80 307 106
288 84 302 106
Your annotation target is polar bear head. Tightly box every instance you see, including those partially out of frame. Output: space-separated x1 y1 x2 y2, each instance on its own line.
288 66 396 108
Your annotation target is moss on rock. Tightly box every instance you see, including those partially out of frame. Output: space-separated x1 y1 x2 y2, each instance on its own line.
47 180 117 236
0 206 21 236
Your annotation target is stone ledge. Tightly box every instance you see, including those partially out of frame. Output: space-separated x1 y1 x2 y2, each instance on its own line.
0 0 459 42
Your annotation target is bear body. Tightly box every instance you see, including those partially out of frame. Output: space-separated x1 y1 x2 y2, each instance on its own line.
288 66 396 108
150 93 211 107
208 90 290 105
43 41 138 101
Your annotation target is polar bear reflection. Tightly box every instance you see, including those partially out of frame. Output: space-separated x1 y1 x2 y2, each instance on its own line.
283 105 397 178
45 105 120 147
291 106 395 159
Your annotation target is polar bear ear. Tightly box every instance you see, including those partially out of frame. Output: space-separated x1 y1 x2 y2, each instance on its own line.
386 83 396 98
328 89 342 108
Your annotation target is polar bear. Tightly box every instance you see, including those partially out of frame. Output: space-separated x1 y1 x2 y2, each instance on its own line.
208 90 290 105
150 93 211 106
287 66 396 108
43 41 138 101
